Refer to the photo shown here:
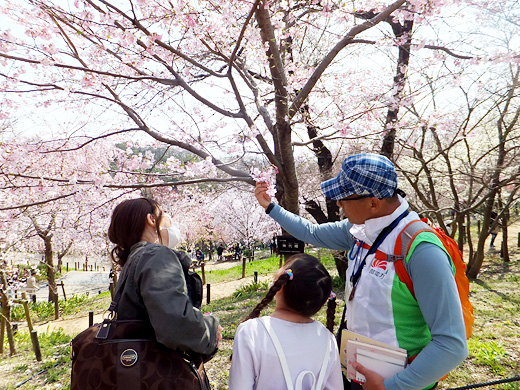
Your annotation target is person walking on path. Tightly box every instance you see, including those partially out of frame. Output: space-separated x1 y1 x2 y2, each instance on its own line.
229 253 343 390
489 211 501 249
217 244 225 261
255 153 468 390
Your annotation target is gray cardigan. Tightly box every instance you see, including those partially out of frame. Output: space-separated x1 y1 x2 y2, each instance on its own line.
116 241 219 356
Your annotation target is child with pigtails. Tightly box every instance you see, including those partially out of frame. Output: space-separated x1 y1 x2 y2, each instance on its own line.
229 253 343 390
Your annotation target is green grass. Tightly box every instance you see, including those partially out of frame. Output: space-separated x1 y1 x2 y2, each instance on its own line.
202 255 281 284
438 252 520 389
202 250 338 284
11 292 111 323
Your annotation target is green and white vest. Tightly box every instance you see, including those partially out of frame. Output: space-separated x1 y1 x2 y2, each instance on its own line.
345 210 447 358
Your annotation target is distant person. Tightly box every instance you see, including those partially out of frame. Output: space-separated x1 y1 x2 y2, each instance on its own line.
229 253 342 389
269 236 277 255
234 243 242 261
489 211 501 249
217 244 225 261
107 198 220 386
196 249 205 265
26 270 38 297
255 153 468 389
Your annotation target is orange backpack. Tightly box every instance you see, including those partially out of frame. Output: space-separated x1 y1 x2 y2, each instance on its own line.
394 219 474 340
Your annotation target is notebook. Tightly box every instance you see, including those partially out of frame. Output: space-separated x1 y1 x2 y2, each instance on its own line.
340 330 407 383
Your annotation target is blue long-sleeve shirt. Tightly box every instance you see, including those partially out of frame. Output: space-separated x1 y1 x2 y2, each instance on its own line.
267 203 468 390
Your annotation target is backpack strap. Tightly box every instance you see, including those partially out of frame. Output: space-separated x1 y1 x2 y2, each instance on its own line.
259 317 331 390
315 334 331 390
394 220 437 298
260 317 294 390
355 240 402 262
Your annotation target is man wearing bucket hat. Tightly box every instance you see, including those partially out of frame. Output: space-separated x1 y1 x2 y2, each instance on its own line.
255 153 467 390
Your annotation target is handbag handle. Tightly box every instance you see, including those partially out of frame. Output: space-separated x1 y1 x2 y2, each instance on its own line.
95 269 130 339
106 272 128 318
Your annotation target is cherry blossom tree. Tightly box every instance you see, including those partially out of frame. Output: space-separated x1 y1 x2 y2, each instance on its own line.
391 57 520 278
0 138 141 303
1 0 520 280
211 188 279 253
0 0 462 209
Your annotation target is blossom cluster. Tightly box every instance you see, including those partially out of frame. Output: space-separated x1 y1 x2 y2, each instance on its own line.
250 166 278 198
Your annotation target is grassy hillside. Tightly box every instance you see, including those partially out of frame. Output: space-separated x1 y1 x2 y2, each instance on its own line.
1 250 519 390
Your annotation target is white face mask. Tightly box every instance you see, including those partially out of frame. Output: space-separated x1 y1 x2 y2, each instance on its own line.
161 214 182 248
162 224 181 248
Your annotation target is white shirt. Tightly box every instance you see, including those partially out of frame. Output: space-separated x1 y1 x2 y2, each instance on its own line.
229 316 343 390
26 275 38 291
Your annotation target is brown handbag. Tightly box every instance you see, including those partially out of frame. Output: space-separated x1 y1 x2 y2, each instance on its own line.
70 273 211 389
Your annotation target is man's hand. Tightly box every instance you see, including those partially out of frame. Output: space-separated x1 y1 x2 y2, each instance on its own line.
254 181 272 210
352 362 386 390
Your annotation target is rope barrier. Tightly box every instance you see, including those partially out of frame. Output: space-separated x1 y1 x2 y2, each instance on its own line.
447 375 520 390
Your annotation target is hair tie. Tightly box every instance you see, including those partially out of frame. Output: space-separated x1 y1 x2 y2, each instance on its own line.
329 291 336 300
285 269 294 280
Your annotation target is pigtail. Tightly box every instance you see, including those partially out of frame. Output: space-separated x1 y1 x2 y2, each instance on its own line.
242 274 289 323
325 295 337 333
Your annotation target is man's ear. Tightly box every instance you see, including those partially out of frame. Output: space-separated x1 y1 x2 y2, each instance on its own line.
368 197 381 211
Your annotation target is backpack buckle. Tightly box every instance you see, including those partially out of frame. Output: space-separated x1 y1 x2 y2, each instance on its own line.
386 254 404 262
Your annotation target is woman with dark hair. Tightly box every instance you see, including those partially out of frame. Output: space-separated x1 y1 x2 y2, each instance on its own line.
108 197 220 367
228 253 342 390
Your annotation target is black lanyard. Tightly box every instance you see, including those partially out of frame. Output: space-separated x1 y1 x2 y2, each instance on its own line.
349 210 409 300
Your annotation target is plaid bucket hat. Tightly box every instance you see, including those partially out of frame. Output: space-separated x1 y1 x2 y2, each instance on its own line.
320 153 397 200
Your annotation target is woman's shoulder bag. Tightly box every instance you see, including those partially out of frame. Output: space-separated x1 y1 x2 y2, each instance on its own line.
70 272 211 390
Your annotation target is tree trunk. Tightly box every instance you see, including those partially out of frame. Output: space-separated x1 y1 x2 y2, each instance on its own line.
305 125 348 277
456 213 465 251
465 214 474 262
380 18 414 159
467 199 495 278
44 237 59 306
501 207 510 262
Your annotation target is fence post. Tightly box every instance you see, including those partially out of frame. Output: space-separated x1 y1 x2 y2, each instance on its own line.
200 262 206 285
23 300 34 332
58 282 67 301
0 289 16 355
89 311 94 327
30 330 42 361
254 271 258 284
206 284 211 304
242 257 247 278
